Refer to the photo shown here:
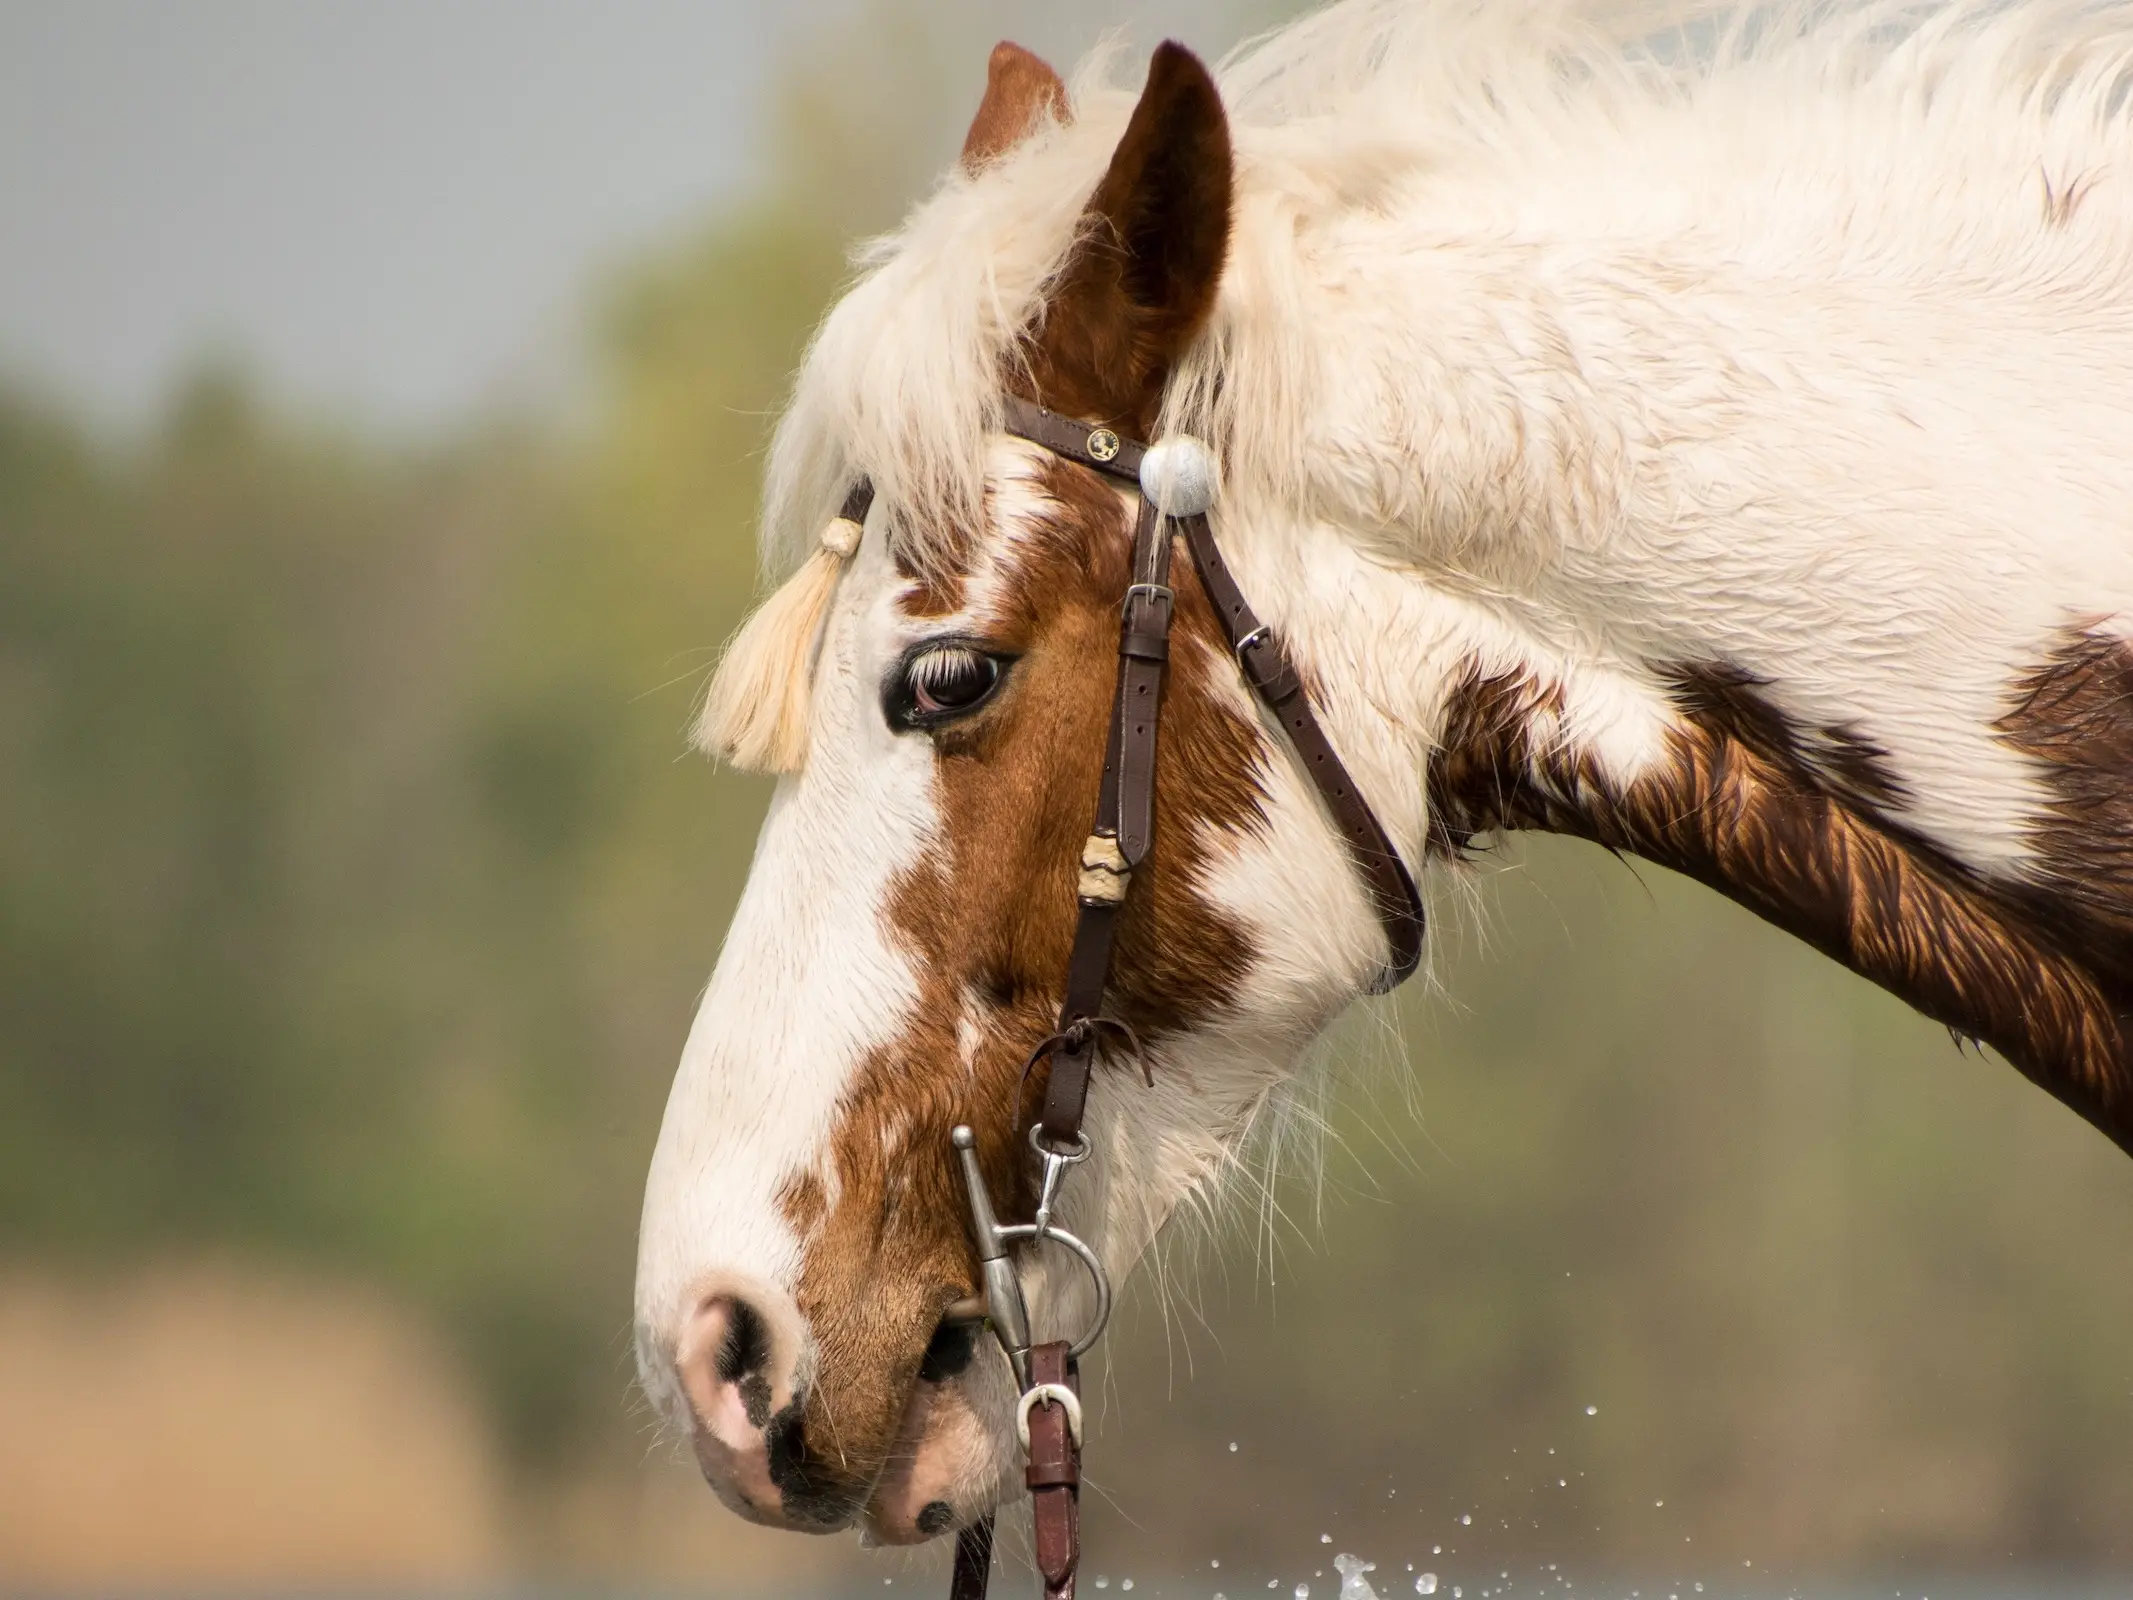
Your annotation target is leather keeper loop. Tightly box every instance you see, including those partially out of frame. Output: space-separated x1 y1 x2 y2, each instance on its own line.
1120 629 1170 663
1026 1456 1080 1490
1238 633 1302 704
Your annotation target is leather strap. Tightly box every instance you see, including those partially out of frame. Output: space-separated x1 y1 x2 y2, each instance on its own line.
948 400 1427 1600
1038 491 1175 1146
1173 511 1425 990
1024 1342 1081 1599
1002 396 1424 994
1002 396 1148 482
950 1516 994 1600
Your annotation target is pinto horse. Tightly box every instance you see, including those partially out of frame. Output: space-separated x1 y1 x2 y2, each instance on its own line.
635 0 2133 1555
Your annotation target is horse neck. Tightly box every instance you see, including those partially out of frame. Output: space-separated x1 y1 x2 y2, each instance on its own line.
1208 228 2133 1154
1222 213 2133 868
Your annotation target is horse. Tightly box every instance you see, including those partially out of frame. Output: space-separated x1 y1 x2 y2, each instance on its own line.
633 0 2133 1564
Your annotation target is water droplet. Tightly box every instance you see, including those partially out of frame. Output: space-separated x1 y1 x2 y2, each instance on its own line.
1122 1582 1134 1592
1230 1442 1240 1452
1458 1514 1472 1526
1655 1500 1665 1508
1094 1582 1108 1592
1321 1534 1334 1544
1296 1586 1311 1600
1584 1406 1598 1417
1213 1560 1223 1569
1416 1576 1440 1595
1433 1546 1442 1555
1335 1553 1379 1599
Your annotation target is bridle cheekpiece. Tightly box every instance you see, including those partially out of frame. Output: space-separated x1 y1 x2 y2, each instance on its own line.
936 397 1426 1600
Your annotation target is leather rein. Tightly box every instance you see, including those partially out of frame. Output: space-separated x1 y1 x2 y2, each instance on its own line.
932 396 1426 1599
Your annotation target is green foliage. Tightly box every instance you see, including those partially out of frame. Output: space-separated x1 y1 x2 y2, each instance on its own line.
0 206 845 1459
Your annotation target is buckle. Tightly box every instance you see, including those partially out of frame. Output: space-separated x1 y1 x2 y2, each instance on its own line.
1233 623 1302 704
1121 582 1173 620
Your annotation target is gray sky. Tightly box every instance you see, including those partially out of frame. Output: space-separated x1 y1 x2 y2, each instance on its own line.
0 0 1258 434
0 1 796 429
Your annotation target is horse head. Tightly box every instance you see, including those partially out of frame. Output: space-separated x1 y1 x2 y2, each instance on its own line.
632 42 1389 1543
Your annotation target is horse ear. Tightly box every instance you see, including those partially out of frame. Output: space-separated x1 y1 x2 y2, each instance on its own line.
962 42 1068 171
1027 41 1233 433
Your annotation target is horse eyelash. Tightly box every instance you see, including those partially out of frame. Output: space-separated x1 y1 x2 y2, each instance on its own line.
909 645 986 693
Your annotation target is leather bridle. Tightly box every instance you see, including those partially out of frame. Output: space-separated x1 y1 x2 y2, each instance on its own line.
918 397 1425 1599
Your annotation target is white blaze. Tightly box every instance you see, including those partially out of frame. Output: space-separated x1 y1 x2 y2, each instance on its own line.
634 508 936 1419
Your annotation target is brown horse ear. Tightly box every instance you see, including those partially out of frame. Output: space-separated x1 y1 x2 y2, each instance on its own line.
1026 41 1233 434
962 42 1068 171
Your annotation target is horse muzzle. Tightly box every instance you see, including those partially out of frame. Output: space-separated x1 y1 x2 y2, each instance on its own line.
669 1274 1009 1538
672 1278 859 1531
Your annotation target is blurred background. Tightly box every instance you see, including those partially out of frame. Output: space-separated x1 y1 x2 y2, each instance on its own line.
3 2 2130 1597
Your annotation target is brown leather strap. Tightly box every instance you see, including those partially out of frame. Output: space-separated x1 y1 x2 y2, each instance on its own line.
839 479 877 525
1025 1341 1081 1599
1039 492 1176 1146
1113 496 1176 864
950 1516 994 1600
1002 396 1146 483
954 399 1428 1600
1174 510 1425 990
1001 396 1423 992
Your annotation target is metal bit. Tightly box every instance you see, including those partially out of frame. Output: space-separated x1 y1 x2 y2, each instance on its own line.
951 1125 1034 1389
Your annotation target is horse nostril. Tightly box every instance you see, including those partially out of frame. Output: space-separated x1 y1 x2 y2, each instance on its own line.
918 1316 979 1383
711 1296 778 1427
917 1500 957 1536
677 1281 802 1454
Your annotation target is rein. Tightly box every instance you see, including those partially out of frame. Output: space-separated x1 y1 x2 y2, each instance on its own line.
941 398 1426 1600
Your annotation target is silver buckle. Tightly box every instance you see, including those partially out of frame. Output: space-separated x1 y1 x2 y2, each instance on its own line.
1123 582 1173 619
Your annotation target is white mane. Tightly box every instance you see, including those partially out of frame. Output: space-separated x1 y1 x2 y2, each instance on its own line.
761 0 2133 578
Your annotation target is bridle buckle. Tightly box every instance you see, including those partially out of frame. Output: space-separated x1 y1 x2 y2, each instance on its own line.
1122 581 1173 619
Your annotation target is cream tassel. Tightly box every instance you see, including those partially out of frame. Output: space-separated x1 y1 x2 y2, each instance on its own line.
694 489 869 774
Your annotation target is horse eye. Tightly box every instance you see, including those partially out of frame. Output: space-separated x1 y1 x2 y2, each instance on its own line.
889 642 1006 729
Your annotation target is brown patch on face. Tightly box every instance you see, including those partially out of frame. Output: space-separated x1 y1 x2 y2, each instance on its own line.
1429 659 2133 1157
769 453 1268 1523
961 42 1068 171
752 48 1242 1523
1016 42 1233 438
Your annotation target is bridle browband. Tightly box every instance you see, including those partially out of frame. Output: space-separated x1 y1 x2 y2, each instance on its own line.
935 397 1426 1600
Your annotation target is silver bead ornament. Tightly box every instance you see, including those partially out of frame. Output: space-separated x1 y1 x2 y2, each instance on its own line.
1138 435 1218 518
